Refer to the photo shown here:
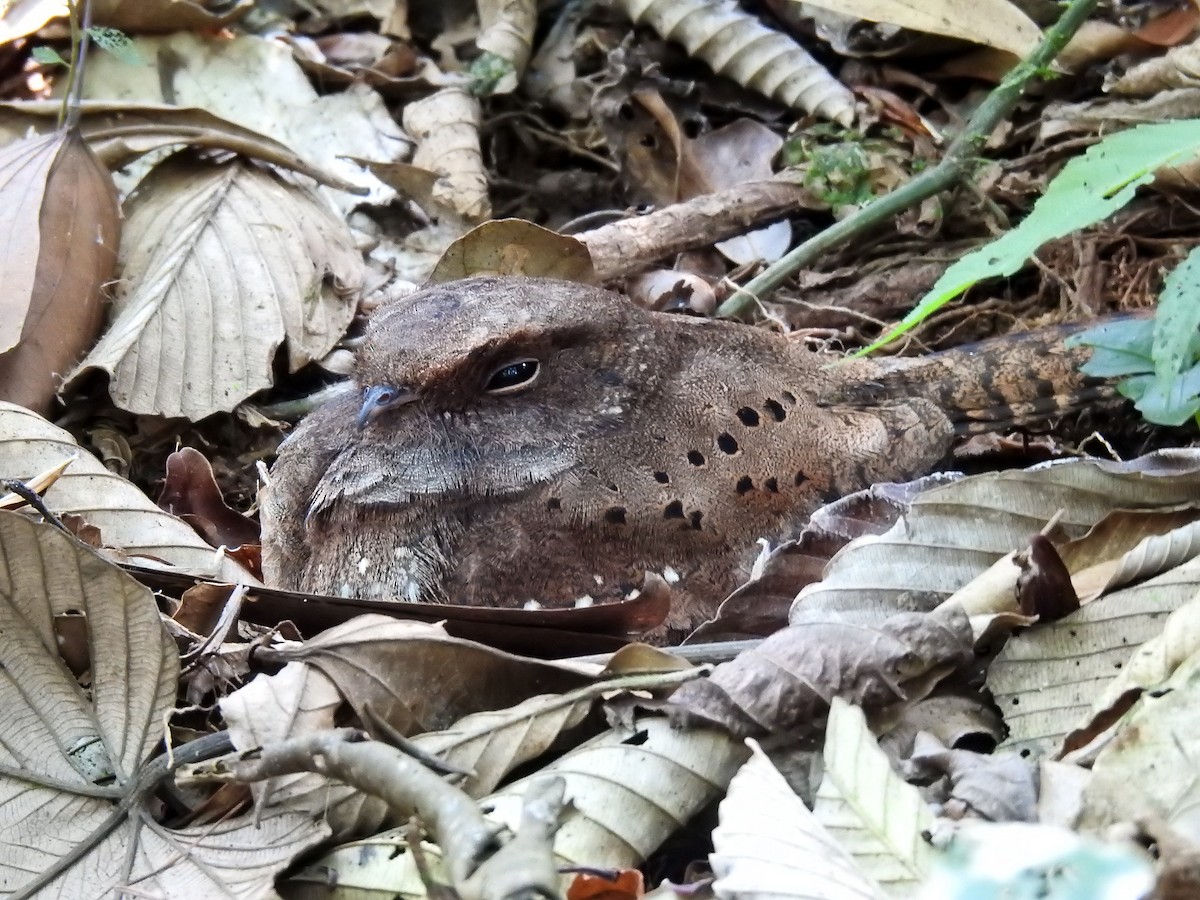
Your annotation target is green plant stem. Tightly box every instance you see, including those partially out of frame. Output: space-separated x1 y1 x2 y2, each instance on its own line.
716 0 1101 319
59 0 93 131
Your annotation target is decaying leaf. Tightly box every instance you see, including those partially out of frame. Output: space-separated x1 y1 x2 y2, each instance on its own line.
476 0 536 94
0 511 326 897
0 129 119 413
668 604 973 738
614 0 856 125
0 402 257 582
93 0 253 32
70 153 364 419
401 85 491 222
711 737 887 899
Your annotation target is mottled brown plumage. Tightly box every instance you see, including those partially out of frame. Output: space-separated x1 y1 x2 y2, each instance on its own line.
260 276 1110 635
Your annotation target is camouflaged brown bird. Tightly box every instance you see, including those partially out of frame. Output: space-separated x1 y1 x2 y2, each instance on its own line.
260 276 1111 635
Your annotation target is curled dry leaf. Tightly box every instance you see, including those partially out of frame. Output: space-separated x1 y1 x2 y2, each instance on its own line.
711 737 887 899
0 100 365 192
0 129 119 413
0 401 257 582
476 0 537 94
0 511 326 897
402 86 491 222
614 0 856 125
667 604 974 738
1108 35 1200 96
70 153 364 419
159 446 260 553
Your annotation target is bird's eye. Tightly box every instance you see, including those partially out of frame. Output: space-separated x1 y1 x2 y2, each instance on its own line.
485 358 540 394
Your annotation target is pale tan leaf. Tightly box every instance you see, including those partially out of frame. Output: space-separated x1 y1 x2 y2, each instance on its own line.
1072 515 1200 603
0 0 66 43
78 32 407 211
0 130 60 352
797 0 1041 57
0 402 257 582
476 0 536 94
1078 645 1200 833
1062 585 1200 759
712 737 886 899
0 129 119 413
814 698 933 895
70 154 363 419
402 86 490 221
793 451 1200 626
989 555 1200 759
0 512 320 897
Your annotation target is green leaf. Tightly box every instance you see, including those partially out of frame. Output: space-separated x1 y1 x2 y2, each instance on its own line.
1153 245 1200 381
1069 318 1155 378
87 26 143 66
1136 361 1200 426
858 120 1200 354
30 46 68 67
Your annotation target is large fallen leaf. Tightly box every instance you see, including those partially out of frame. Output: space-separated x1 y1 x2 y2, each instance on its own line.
0 129 119 413
793 450 1200 626
0 100 364 192
0 402 257 582
78 31 407 211
0 511 327 897
220 617 599 834
711 737 886 899
70 153 363 419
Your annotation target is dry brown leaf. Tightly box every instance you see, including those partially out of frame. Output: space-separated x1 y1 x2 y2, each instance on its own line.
0 511 325 897
0 129 119 413
401 85 490 221
615 0 855 125
668 604 973 738
70 153 363 419
431 219 596 283
799 0 1041 58
0 401 257 582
